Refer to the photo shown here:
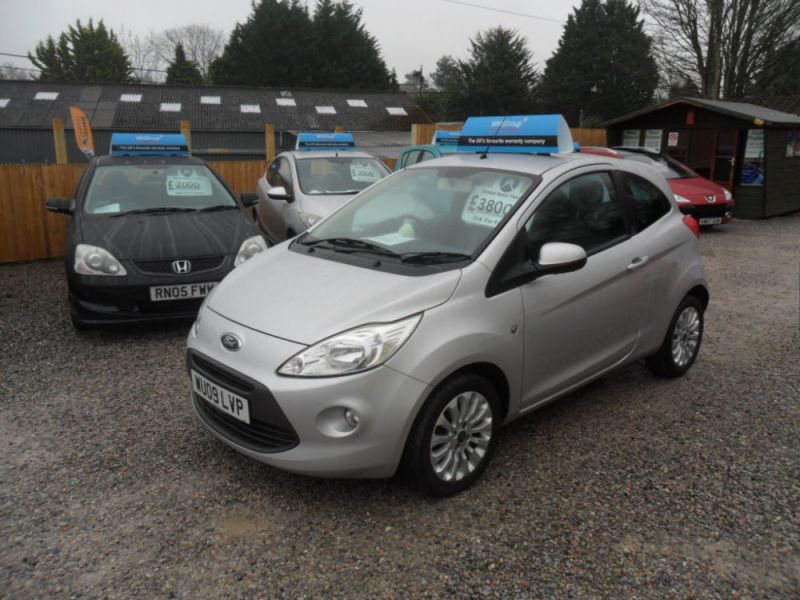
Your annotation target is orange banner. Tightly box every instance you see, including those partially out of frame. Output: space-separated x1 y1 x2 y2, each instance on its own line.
69 106 95 159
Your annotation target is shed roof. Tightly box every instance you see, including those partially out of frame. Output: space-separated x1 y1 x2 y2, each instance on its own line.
603 97 800 127
0 80 430 132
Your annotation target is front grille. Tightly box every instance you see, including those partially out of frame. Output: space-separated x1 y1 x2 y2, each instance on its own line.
134 256 225 274
189 351 299 453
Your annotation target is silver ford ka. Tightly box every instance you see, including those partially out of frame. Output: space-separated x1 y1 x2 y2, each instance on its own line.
187 130 708 495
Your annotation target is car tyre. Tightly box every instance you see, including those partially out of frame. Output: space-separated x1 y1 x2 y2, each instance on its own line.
70 313 88 332
646 295 704 378
403 374 500 496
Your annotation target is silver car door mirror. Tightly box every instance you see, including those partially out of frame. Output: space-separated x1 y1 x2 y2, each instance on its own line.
266 186 293 202
536 242 588 275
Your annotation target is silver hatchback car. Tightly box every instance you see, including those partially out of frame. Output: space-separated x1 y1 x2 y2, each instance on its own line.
256 133 390 243
187 116 708 495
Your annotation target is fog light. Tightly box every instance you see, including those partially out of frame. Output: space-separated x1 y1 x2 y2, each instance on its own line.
344 408 360 428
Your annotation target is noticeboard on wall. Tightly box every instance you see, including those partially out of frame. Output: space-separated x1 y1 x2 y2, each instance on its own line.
622 129 640 147
740 129 765 186
643 129 663 152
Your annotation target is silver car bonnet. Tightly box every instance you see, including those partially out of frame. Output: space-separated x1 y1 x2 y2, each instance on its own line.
207 243 462 345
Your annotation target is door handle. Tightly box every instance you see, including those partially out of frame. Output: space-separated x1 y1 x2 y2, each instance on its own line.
627 256 649 271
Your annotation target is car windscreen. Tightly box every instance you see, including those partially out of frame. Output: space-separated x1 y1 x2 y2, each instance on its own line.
305 166 538 257
623 154 694 180
295 157 390 195
84 164 238 215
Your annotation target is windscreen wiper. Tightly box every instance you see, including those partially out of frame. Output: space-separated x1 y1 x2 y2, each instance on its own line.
303 236 401 258
111 207 198 217
400 251 471 264
197 205 239 212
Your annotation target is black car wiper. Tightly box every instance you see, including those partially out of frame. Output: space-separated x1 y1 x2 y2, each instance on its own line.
111 207 198 217
197 205 239 212
400 251 471 264
327 189 361 195
303 236 401 258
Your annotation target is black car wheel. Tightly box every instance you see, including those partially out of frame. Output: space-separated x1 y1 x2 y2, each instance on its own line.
646 295 704 378
403 374 500 496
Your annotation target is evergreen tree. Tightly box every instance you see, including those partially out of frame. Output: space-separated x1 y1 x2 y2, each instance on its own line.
310 0 393 89
212 0 315 86
540 0 658 124
166 43 204 85
438 27 538 120
211 0 394 89
29 19 131 83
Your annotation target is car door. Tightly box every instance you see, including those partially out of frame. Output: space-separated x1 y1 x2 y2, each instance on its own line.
514 170 651 409
261 157 296 240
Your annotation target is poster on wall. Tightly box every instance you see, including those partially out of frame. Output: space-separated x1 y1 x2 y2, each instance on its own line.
643 129 663 152
623 129 640 146
667 132 680 147
740 129 765 186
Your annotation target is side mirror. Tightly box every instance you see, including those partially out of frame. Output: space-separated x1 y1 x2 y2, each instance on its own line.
266 186 293 202
240 192 259 207
536 242 587 275
46 197 74 215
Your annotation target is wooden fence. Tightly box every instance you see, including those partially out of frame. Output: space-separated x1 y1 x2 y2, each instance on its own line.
0 161 266 264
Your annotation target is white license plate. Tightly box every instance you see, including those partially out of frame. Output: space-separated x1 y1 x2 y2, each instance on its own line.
150 282 217 302
191 369 250 424
699 217 723 225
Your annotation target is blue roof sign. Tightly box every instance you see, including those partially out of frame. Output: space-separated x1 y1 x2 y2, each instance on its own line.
110 133 190 156
432 130 461 146
296 132 355 151
457 114 573 154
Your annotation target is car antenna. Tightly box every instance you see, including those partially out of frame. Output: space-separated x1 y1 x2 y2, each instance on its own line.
481 110 511 160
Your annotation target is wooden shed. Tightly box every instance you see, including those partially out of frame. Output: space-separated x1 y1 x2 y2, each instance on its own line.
604 98 800 218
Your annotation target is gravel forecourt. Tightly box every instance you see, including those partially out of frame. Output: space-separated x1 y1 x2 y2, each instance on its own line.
1 214 798 599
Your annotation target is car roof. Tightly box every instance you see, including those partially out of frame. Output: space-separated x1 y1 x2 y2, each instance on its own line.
403 150 617 177
283 150 382 160
94 154 209 167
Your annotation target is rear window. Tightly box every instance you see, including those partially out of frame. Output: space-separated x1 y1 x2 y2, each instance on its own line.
84 164 237 215
623 154 694 180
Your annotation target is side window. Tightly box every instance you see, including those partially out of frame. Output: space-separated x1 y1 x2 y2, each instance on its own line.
524 172 627 256
276 158 293 189
266 160 281 187
417 150 436 164
401 150 421 168
620 172 671 232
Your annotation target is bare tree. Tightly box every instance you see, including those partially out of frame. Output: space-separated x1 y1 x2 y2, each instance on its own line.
640 0 800 99
118 26 164 82
150 25 225 81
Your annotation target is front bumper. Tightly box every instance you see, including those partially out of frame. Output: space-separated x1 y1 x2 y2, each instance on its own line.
678 202 734 224
186 307 431 478
68 256 234 324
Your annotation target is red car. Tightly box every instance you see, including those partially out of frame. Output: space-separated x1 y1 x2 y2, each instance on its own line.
580 147 734 227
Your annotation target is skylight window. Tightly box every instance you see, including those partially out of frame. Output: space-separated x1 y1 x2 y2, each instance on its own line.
160 103 181 112
315 105 336 115
201 96 221 105
347 99 368 108
0 99 9 108
276 98 296 107
120 94 142 103
386 107 408 116
34 92 59 101
240 104 261 113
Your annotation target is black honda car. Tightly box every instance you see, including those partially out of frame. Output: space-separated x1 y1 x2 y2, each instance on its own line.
46 135 265 329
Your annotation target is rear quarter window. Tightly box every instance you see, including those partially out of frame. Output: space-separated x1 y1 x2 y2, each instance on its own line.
619 172 671 232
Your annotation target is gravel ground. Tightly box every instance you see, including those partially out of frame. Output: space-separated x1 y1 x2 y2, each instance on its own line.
1 214 798 599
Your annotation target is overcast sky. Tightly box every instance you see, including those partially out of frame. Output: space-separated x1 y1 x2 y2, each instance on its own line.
0 0 581 81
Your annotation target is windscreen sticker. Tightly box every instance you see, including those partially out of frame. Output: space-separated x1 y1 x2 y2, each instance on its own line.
350 161 382 183
166 167 213 196
93 203 121 214
461 176 522 227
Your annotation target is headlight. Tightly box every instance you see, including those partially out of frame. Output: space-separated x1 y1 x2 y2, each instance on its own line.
74 244 127 276
674 194 692 204
298 212 322 228
234 235 267 266
723 189 733 201
278 314 422 377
